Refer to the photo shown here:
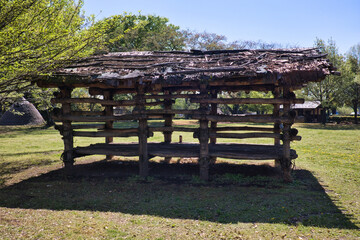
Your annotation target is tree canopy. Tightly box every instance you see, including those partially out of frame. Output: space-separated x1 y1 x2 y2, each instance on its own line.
0 0 102 107
97 13 185 52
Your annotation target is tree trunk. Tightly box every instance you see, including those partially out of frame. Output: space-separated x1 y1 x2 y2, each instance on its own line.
353 101 358 124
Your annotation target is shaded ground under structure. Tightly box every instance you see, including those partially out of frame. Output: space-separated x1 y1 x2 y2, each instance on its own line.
35 48 337 182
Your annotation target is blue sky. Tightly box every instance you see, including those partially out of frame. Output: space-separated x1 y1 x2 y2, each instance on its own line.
82 0 360 54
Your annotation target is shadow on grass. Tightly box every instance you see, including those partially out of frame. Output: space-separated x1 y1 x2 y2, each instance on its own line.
0 160 357 230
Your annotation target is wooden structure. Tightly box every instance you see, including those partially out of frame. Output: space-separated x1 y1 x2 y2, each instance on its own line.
35 49 336 182
287 101 322 123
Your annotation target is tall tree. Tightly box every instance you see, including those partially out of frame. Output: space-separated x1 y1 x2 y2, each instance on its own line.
0 0 103 108
303 38 344 124
341 44 360 123
182 30 282 51
98 13 185 52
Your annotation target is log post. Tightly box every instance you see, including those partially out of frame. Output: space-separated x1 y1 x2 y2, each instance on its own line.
163 90 172 163
209 90 218 164
199 84 210 181
273 87 281 168
104 90 114 160
60 87 74 169
136 86 149 178
281 86 293 182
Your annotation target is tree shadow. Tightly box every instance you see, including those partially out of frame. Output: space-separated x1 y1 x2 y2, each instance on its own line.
0 160 357 229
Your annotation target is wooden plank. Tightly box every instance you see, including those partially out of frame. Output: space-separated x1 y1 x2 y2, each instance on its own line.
52 114 138 122
143 94 202 99
71 111 105 116
52 97 165 107
73 143 298 160
149 126 197 132
133 109 208 115
73 130 139 137
71 124 105 129
191 98 305 105
192 114 294 124
51 97 137 106
214 126 274 132
209 132 281 139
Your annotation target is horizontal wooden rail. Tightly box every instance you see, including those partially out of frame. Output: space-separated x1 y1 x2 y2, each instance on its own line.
194 132 301 141
71 111 105 116
73 130 139 138
149 126 197 132
51 98 137 106
133 109 209 115
52 114 139 122
143 94 202 100
191 98 305 105
54 124 105 131
194 132 280 139
52 98 166 107
73 143 298 160
213 126 274 132
192 114 294 124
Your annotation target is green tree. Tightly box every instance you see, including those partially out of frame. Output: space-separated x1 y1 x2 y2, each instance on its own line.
0 0 103 108
182 30 282 51
98 13 185 52
341 44 360 123
303 38 344 124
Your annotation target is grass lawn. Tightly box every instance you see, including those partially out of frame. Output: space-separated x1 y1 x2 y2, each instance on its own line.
0 122 359 239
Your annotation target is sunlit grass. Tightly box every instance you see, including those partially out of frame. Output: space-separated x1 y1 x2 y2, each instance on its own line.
0 122 359 239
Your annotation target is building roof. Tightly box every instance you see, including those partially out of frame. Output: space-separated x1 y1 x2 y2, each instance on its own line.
291 101 321 109
35 48 338 92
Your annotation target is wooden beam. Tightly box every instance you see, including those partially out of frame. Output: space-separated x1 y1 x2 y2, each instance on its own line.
143 94 202 99
281 87 293 182
59 87 74 168
71 111 105 116
199 85 210 181
192 115 294 124
191 98 304 105
137 87 149 178
104 90 114 160
214 126 274 132
52 114 139 122
52 97 137 106
149 126 197 132
273 87 281 168
73 130 140 137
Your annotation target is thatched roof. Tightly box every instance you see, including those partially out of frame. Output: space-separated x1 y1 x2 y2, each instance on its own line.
35 48 337 92
0 98 45 125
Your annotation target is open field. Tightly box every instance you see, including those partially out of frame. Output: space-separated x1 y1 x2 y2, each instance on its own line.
0 122 359 239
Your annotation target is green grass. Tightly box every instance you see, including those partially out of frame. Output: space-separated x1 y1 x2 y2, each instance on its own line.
0 122 359 239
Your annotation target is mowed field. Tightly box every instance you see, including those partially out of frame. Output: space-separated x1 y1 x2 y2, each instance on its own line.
0 121 359 239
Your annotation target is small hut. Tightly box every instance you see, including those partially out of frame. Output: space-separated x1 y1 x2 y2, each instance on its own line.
0 98 45 125
280 101 322 122
34 49 337 182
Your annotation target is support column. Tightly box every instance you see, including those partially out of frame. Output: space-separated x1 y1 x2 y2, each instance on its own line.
199 85 210 181
104 90 114 160
273 87 281 168
281 86 293 182
209 90 218 164
60 87 74 169
136 86 149 177
163 90 172 163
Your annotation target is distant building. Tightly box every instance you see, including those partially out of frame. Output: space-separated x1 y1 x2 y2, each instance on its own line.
282 101 322 123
